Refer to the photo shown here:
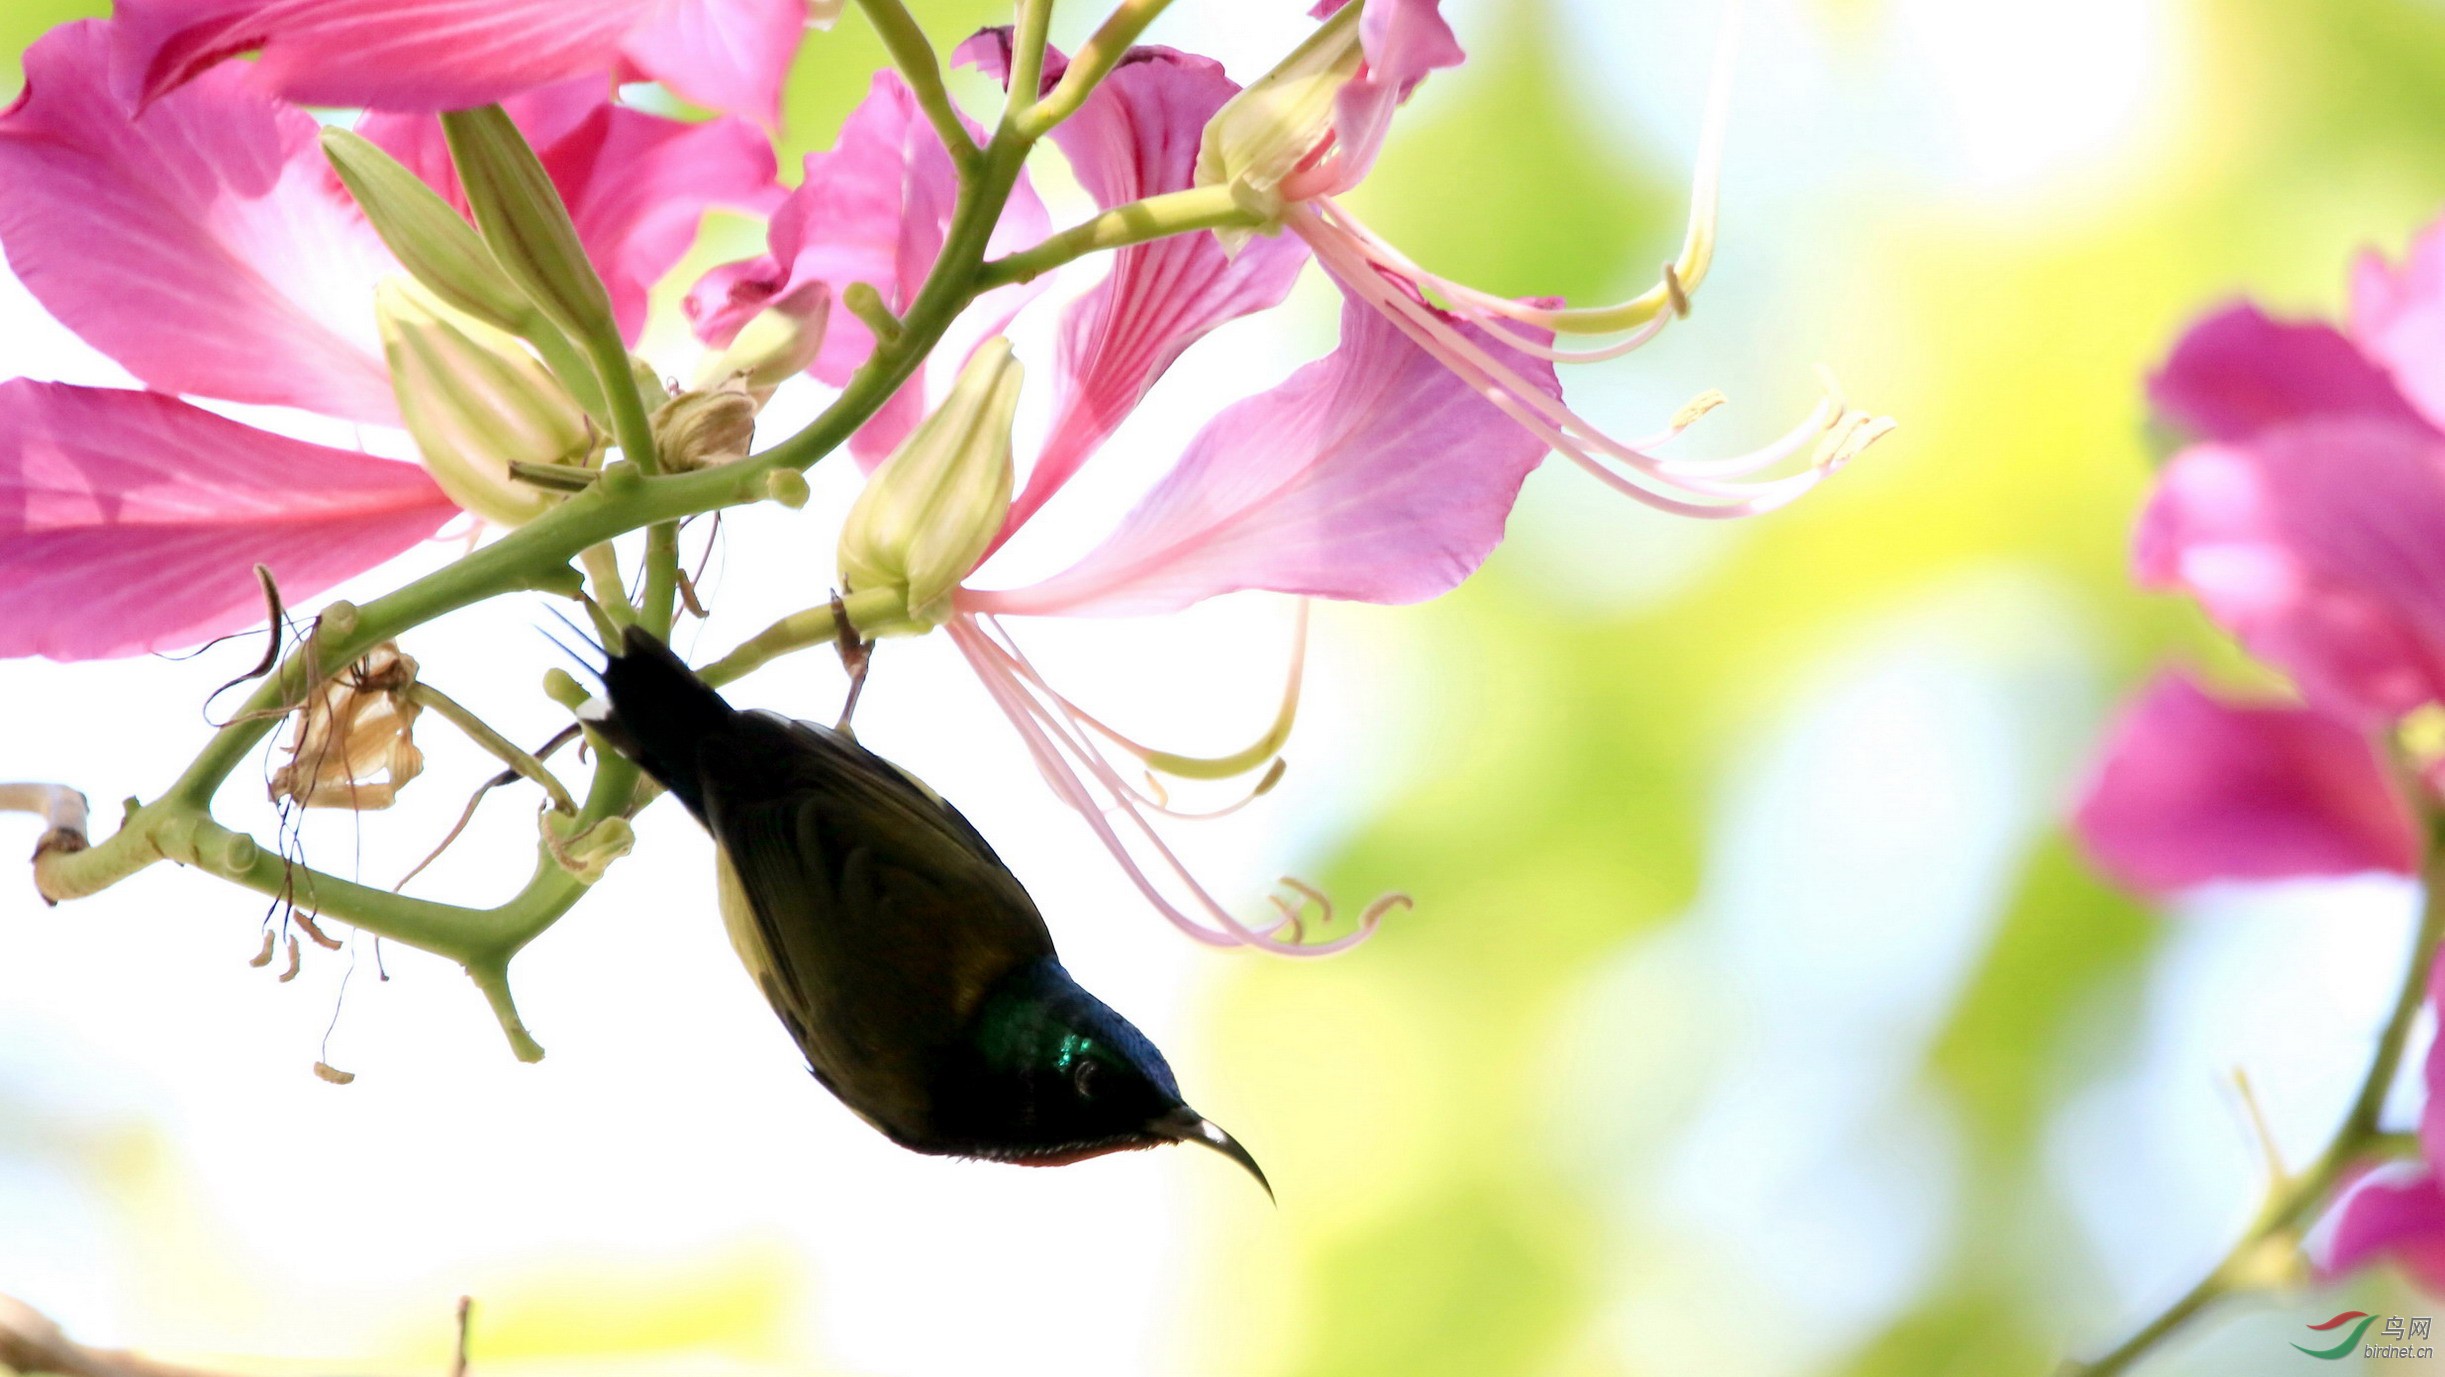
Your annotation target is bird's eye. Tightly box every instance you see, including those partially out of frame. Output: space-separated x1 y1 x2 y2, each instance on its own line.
1072 1059 1101 1099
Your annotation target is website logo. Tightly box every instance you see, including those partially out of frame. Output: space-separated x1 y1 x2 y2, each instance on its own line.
2293 1312 2375 1360
2293 1310 2433 1360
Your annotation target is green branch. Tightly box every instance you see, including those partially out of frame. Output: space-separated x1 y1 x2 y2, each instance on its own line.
2066 821 2445 1376
1004 0 1055 122
407 684 577 814
853 0 978 174
976 184 1259 289
1016 0 1176 138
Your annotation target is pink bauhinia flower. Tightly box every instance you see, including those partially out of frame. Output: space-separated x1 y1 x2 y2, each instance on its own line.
761 30 1551 952
2140 220 2445 730
2070 669 2418 896
939 294 1562 955
0 20 778 661
107 0 821 126
1199 0 1890 519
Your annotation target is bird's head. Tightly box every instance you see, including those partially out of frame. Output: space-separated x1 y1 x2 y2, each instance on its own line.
942 958 1271 1197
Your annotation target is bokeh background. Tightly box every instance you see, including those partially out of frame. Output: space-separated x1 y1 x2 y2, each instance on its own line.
6 0 2445 1372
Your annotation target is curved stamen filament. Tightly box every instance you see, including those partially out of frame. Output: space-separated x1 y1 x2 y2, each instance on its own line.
1309 0 1740 342
951 616 1399 956
1315 201 1678 364
1306 221 1884 517
984 601 1309 783
966 625 1287 821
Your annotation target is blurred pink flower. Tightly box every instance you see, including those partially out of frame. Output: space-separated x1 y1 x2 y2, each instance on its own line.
2070 670 2417 896
2141 226 2445 729
0 20 777 660
2322 952 2445 1292
108 0 811 125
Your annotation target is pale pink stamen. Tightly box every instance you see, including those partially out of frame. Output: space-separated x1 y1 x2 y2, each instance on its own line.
1301 213 1861 518
1314 200 1676 365
967 628 1283 822
950 615 1397 956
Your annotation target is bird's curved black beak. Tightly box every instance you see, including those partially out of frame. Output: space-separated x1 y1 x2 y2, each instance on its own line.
1155 1107 1273 1202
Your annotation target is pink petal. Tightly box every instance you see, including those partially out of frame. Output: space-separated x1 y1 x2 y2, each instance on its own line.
620 0 809 130
2147 302 2427 444
845 168 1051 470
111 0 656 113
963 293 1559 618
363 82 782 344
2353 218 2445 435
960 34 1311 538
686 73 957 373
2137 419 2445 726
2322 1167 2445 1295
0 22 396 423
2069 670 2417 896
1286 0 1463 201
0 381 459 661
683 71 1046 467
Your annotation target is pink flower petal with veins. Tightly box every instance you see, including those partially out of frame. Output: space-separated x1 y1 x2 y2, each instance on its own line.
110 0 804 119
686 73 958 373
2070 670 2417 896
684 71 1046 468
0 22 397 423
963 293 1558 617
2148 302 2428 444
959 34 1311 539
619 0 809 130
2138 419 2445 726
0 381 459 661
1288 0 1463 201
362 81 781 344
111 0 654 113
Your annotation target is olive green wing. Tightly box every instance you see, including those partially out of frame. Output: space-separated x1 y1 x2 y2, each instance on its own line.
695 714 1054 1140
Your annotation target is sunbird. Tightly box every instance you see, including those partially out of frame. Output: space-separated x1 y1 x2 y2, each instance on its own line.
579 626 1269 1193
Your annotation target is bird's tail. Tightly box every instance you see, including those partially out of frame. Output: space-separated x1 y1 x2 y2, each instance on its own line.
582 626 735 820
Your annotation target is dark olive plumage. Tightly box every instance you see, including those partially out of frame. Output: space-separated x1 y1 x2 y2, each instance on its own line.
583 627 1266 1190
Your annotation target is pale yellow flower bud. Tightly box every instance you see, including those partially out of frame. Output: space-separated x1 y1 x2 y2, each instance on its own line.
378 281 600 526
651 376 759 472
1195 0 1363 234
837 339 1022 633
